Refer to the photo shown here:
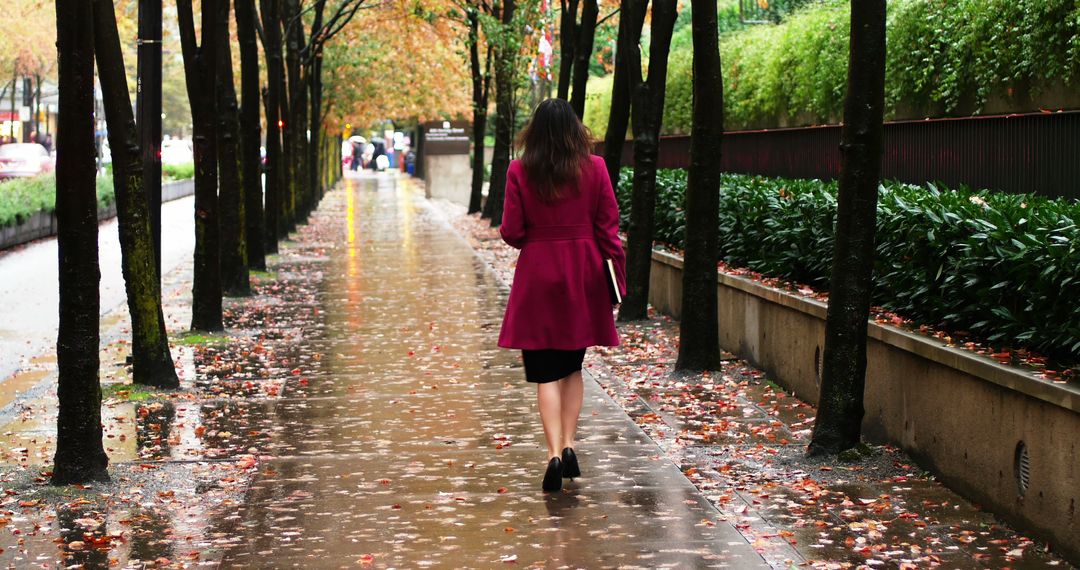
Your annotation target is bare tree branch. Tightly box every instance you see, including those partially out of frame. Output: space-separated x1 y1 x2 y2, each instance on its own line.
597 7 619 26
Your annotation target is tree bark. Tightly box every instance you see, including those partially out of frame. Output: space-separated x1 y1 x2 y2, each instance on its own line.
808 0 887 457
283 0 305 229
52 0 109 484
92 0 179 388
218 0 249 297
236 0 265 269
556 0 580 100
481 0 516 225
179 0 223 332
306 1 327 210
260 0 285 252
467 5 493 214
619 0 676 322
601 0 645 192
308 56 323 207
674 0 723 372
568 0 598 118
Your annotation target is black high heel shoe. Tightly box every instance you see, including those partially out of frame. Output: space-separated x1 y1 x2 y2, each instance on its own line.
561 447 580 478
542 457 563 492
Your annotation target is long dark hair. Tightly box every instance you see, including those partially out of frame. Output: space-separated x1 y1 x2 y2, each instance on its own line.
516 98 593 202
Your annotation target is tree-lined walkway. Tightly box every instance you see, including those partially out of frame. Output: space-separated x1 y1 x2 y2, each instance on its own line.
209 172 767 567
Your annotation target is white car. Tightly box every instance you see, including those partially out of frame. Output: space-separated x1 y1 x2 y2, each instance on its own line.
0 143 53 179
160 139 194 165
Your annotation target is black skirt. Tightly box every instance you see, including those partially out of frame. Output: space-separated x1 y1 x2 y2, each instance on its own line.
522 349 587 383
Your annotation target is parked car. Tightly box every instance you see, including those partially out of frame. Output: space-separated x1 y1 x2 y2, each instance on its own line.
160 138 194 165
0 143 53 179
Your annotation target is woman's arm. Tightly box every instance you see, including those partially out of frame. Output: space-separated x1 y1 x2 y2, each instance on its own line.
499 163 526 249
593 161 627 298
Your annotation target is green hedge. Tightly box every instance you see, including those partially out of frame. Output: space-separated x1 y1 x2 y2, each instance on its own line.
0 174 115 229
163 162 195 181
584 0 1080 134
616 169 1080 361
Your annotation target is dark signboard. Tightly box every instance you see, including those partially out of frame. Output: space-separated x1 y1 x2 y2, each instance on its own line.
423 120 470 155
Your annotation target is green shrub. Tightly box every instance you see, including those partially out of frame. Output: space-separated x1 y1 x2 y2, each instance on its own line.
582 74 616 136
616 169 1080 360
163 162 195 180
0 174 115 228
586 0 1080 132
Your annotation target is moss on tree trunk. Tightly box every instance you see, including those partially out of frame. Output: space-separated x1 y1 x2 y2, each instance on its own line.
92 0 179 388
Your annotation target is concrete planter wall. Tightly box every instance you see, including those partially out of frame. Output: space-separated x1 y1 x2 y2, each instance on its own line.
646 247 1080 563
0 179 194 251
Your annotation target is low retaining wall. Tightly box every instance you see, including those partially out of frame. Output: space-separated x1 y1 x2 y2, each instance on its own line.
0 179 194 251
647 248 1080 563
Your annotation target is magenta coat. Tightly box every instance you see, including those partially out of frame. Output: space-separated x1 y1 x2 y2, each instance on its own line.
497 155 627 350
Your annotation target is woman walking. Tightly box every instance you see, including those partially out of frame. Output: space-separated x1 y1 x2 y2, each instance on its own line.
498 99 626 492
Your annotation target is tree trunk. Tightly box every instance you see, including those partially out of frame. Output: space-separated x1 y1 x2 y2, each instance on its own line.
619 0 677 322
218 0 249 297
32 75 41 140
675 0 723 372
601 0 645 192
306 1 326 211
308 57 323 209
283 0 304 229
556 0 580 100
236 0 265 270
92 0 179 388
260 0 285 252
52 0 109 485
481 0 516 225
8 72 16 141
178 0 223 332
568 0 598 118
467 6 492 214
808 0 887 457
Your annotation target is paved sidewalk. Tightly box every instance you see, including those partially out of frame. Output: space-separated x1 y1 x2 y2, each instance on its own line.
0 195 196 386
205 173 769 567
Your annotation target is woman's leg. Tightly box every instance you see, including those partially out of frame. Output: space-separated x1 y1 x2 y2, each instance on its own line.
559 371 584 450
537 381 564 460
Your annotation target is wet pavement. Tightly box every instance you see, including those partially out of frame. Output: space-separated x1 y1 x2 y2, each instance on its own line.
1 171 1071 569
208 173 768 568
0 173 769 568
450 201 1074 569
0 195 196 387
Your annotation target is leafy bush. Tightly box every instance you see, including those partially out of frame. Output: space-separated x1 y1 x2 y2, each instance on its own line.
586 0 1080 133
163 162 195 180
582 75 615 136
0 174 115 228
616 169 1080 360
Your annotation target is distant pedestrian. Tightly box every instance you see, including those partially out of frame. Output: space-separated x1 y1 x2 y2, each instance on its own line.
497 98 626 493
351 141 361 171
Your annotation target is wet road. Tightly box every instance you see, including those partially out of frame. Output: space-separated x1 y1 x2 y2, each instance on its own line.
0 195 195 383
213 173 769 568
